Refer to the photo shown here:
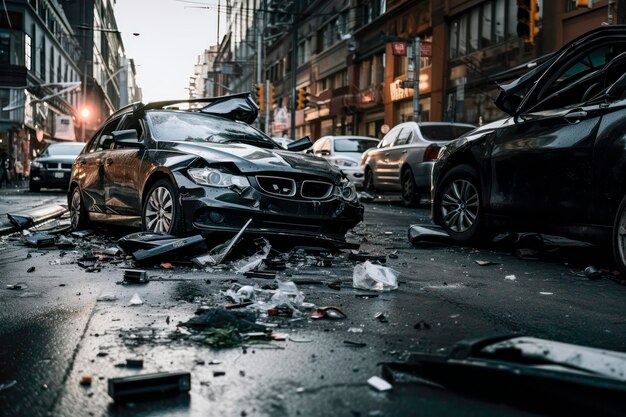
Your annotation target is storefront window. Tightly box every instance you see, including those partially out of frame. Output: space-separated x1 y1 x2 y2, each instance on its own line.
469 8 479 53
482 1 492 47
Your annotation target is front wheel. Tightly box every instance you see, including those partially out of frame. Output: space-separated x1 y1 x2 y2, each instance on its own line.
611 195 626 275
363 168 375 193
69 187 89 230
401 168 420 207
433 164 490 245
142 179 184 235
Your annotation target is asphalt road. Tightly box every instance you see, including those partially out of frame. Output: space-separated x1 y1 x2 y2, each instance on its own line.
0 190 625 417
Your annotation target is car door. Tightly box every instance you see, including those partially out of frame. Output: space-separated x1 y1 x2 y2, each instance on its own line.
103 114 147 219
369 126 401 190
383 126 414 191
76 117 122 216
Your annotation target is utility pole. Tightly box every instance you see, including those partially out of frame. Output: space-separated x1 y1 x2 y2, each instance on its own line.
412 36 421 122
290 2 299 138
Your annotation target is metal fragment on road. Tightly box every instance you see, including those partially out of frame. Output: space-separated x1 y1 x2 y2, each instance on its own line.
129 293 143 305
367 376 392 391
505 275 517 281
475 260 499 266
107 372 191 402
408 224 450 246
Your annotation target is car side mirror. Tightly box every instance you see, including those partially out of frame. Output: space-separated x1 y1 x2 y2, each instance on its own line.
287 135 313 152
112 129 145 148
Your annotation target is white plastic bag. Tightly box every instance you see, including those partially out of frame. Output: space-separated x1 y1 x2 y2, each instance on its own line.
353 261 399 291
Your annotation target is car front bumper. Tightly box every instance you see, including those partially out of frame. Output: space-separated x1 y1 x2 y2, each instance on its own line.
339 166 365 187
30 169 72 189
175 173 364 247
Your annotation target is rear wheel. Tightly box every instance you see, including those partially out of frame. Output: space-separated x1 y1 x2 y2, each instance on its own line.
612 195 626 275
401 168 420 207
434 164 490 244
142 179 184 235
69 186 89 230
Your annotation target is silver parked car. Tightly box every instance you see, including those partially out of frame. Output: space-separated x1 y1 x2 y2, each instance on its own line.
309 135 380 188
361 122 475 206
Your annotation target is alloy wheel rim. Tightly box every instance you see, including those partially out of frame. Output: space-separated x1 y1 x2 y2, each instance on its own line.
145 186 174 232
70 190 81 229
441 179 479 233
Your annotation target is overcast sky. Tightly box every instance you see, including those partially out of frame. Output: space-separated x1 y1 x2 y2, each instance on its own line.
115 0 224 103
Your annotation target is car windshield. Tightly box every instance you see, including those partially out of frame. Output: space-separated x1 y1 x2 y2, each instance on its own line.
419 125 475 141
333 138 379 153
44 143 84 156
147 110 277 148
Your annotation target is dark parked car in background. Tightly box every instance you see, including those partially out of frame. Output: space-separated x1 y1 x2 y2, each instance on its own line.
361 121 475 206
29 142 85 192
68 93 363 247
432 26 626 273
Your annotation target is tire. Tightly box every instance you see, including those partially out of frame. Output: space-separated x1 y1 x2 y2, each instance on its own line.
401 167 420 207
29 181 40 192
433 164 490 245
69 186 89 230
363 168 375 193
612 195 626 276
142 179 184 235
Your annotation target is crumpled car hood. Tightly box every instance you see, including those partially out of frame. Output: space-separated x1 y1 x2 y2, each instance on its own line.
160 141 343 182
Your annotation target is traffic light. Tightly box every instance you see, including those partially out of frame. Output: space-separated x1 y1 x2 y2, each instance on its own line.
296 88 306 110
269 83 275 111
517 0 540 46
255 83 265 112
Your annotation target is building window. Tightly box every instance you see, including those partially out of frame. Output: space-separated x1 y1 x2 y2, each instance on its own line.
507 0 517 38
469 8 479 53
450 20 459 58
495 0 505 43
24 33 31 70
0 32 10 64
482 1 493 47
458 14 468 56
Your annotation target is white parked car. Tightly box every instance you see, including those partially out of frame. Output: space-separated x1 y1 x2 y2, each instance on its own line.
271 136 294 149
309 135 380 188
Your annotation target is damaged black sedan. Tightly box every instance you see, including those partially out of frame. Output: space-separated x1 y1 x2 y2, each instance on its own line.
432 26 626 272
68 93 363 246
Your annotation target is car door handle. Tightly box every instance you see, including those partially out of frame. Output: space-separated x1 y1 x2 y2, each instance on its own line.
563 110 588 122
106 158 114 166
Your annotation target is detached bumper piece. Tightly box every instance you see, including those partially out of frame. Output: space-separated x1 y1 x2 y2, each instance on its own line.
108 372 191 402
408 224 450 246
132 235 207 264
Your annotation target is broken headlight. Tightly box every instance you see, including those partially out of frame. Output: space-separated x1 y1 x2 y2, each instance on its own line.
335 180 357 202
187 167 250 188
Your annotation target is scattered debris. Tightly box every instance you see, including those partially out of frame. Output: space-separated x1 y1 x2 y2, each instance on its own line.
353 261 399 291
374 312 388 323
160 262 174 269
347 327 363 333
193 219 252 266
108 372 191 402
515 248 540 260
183 308 265 332
408 224 450 246
125 358 144 368
71 230 94 238
344 340 367 348
539 292 553 295
584 266 603 280
6 284 26 290
0 380 17 392
475 260 499 266
349 250 387 263
505 275 517 281
79 375 92 386
357 192 374 202
132 235 207 264
311 307 347 320
55 235 75 249
25 233 55 248
129 293 143 306
413 320 431 330
367 376 392 392
123 269 148 284
27 266 35 273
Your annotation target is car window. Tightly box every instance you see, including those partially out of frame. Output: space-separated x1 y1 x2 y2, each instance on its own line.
147 110 276 148
333 138 378 153
88 117 122 153
379 127 400 148
419 125 475 141
394 128 414 146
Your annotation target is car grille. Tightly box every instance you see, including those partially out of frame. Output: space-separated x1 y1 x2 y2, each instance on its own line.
256 176 296 197
255 176 335 200
301 180 333 199
43 162 72 170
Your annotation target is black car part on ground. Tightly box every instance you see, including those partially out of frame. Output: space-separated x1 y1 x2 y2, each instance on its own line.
382 335 626 417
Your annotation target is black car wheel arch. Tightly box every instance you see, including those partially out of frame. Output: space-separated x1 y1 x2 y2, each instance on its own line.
142 178 185 235
434 164 491 244
612 195 626 275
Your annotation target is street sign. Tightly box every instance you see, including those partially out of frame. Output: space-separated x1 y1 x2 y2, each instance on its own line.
420 42 432 57
392 42 407 56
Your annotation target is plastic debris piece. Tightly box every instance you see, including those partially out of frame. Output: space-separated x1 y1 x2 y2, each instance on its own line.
123 269 148 284
96 293 118 302
271 332 289 341
584 266 603 280
505 275 517 281
357 192 374 202
203 218 253 266
289 337 313 343
129 293 143 306
125 358 144 368
132 235 207 264
408 224 450 246
27 266 35 273
539 292 553 295
349 251 387 263
183 308 265 332
374 312 388 323
160 262 174 269
368 376 392 392
79 375 92 385
475 260 499 266
0 380 17 392
311 306 347 320
103 247 122 256
107 372 191 402
25 233 56 248
8 213 34 230
347 327 363 333
344 340 367 347
71 229 95 238
7 284 26 290
243 270 276 279
55 235 75 249
353 261 399 291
